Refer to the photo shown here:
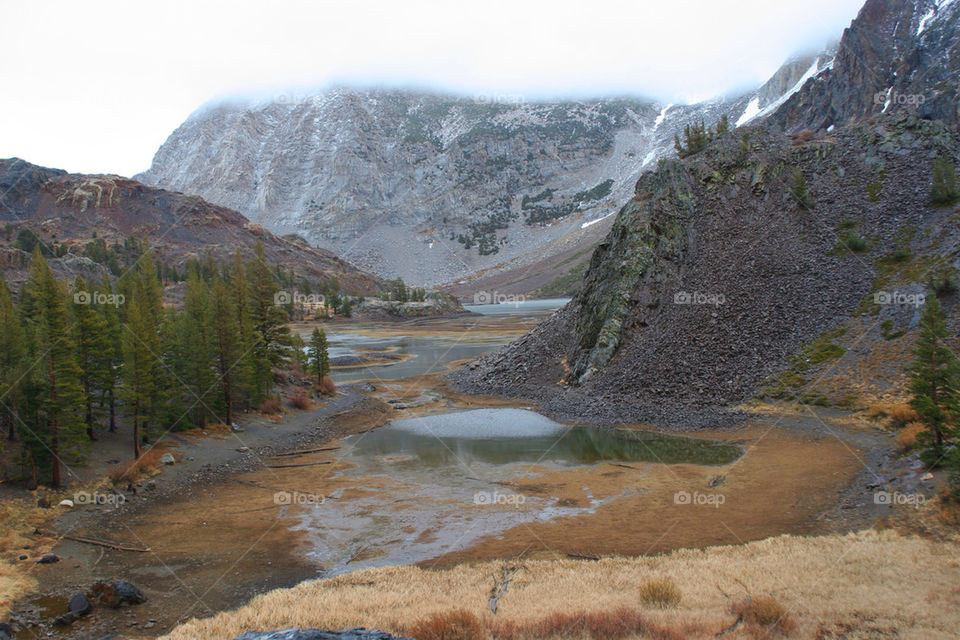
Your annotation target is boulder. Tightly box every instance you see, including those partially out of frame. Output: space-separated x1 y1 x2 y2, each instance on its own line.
69 592 92 616
88 580 147 608
36 553 60 564
159 453 176 465
233 630 412 640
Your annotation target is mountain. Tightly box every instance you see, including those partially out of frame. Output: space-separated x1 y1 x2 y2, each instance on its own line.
450 0 960 427
771 0 960 131
0 158 383 295
135 53 833 287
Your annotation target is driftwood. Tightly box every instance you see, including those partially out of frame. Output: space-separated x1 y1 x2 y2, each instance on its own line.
610 462 638 470
265 461 333 469
271 446 340 457
34 529 150 552
489 564 521 614
715 613 744 637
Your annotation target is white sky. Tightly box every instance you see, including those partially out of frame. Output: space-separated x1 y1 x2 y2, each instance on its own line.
0 0 863 177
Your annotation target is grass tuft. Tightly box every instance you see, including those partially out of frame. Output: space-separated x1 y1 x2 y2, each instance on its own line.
638 577 682 609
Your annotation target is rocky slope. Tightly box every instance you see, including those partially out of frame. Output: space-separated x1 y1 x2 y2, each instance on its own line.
451 111 959 426
136 55 832 287
450 0 960 426
0 158 382 294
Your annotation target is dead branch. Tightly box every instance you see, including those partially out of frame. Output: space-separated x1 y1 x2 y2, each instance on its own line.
271 446 340 457
34 529 150 552
489 564 521 614
264 461 332 469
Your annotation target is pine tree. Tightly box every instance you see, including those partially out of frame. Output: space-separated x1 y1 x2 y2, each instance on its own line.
791 168 812 209
97 276 123 433
181 265 214 428
230 250 256 408
0 272 24 442
121 294 156 459
20 248 87 486
909 295 959 466
931 156 959 206
308 327 330 385
716 114 730 134
210 276 247 425
248 240 290 397
132 249 168 436
71 276 111 440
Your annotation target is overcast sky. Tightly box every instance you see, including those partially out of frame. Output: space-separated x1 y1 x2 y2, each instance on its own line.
1 0 863 177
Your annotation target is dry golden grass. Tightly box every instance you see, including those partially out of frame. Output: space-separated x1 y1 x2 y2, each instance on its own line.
107 446 171 484
732 596 797 636
638 578 682 609
0 498 47 618
161 530 960 640
865 402 919 429
896 421 927 451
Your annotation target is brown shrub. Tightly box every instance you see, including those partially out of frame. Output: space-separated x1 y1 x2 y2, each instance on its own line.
107 447 168 484
315 375 337 396
895 421 926 451
290 391 312 411
732 596 797 635
638 577 682 608
887 403 918 428
406 609 487 640
258 397 282 415
791 130 817 145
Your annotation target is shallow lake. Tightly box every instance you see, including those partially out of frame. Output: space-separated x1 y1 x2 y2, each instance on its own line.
289 409 742 576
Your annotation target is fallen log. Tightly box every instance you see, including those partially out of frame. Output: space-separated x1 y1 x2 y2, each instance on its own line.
34 529 150 552
271 446 341 457
265 460 333 469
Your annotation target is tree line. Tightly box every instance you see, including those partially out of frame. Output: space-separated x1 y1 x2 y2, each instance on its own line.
0 240 327 487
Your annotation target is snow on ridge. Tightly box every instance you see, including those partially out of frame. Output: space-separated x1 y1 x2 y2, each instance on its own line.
653 104 673 129
581 210 617 229
736 98 761 127
738 58 822 127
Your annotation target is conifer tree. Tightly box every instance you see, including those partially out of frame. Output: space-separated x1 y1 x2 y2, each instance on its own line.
248 240 290 397
121 293 156 459
909 295 959 466
308 327 330 385
210 276 247 425
97 276 123 433
181 265 214 427
72 276 111 440
0 272 24 441
791 167 812 209
931 156 959 206
20 248 87 486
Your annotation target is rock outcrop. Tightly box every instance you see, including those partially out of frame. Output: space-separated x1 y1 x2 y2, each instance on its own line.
0 158 382 295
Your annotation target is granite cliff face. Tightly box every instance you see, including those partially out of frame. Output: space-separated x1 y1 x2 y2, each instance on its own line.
771 0 960 131
136 56 830 286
